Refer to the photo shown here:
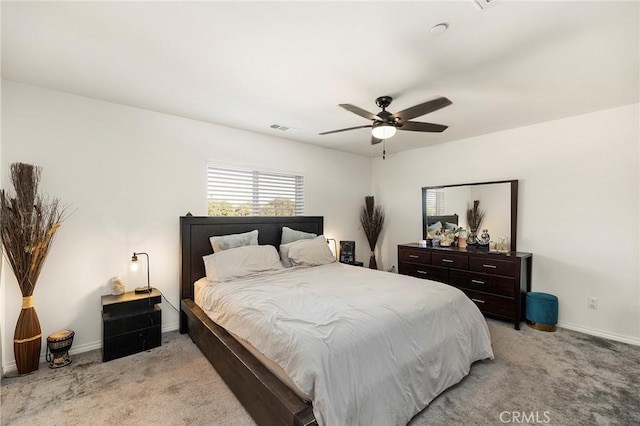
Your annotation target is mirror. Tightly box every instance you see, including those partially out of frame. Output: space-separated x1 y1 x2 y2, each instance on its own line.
421 180 518 251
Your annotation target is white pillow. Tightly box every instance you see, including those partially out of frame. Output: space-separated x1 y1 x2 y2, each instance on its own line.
426 221 442 239
281 226 317 245
288 235 336 267
203 245 283 282
279 239 306 268
427 221 442 232
445 222 458 231
209 229 258 252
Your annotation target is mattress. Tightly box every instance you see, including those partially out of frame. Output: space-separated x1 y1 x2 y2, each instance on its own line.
195 262 493 426
196 277 311 400
226 329 311 401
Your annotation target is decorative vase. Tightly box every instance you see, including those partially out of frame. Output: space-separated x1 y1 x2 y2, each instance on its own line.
14 297 42 375
369 252 377 270
0 163 67 376
459 237 468 248
468 229 478 245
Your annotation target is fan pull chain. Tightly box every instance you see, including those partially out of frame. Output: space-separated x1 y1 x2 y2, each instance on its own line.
383 140 386 160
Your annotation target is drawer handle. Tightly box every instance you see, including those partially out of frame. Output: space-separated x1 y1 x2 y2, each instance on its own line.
442 259 454 263
471 298 485 304
482 264 497 269
409 255 420 259
417 270 428 275
471 279 485 285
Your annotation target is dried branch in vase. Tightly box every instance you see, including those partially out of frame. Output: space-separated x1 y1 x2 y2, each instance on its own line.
360 196 384 269
466 199 485 231
0 163 68 297
360 196 384 251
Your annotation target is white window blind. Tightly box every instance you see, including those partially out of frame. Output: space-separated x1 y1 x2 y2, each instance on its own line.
207 166 304 216
426 189 445 216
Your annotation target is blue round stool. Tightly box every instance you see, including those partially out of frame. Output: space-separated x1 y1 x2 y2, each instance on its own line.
526 292 558 332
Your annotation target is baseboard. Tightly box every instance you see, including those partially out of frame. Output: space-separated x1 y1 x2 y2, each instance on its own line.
558 321 640 346
2 322 180 375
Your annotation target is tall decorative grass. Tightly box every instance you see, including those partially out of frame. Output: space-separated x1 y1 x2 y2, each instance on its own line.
360 196 385 269
466 200 485 245
0 163 66 374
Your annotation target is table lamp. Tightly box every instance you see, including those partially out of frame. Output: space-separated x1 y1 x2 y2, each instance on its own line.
130 252 152 294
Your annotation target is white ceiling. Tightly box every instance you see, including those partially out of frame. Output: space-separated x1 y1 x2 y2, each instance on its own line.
2 1 638 157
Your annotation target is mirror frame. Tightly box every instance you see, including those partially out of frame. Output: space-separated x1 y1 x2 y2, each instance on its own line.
421 179 518 252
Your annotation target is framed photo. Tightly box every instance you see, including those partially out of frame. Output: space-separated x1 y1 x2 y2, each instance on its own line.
339 241 355 264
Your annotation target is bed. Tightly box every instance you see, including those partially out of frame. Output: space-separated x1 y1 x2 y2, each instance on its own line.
180 215 493 426
424 214 459 239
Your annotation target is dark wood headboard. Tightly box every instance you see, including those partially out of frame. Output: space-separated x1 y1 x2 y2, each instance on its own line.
180 216 324 300
426 214 459 227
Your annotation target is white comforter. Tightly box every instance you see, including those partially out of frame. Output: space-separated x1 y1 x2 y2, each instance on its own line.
196 262 493 426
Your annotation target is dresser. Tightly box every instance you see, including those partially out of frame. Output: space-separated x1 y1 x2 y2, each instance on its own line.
398 243 532 329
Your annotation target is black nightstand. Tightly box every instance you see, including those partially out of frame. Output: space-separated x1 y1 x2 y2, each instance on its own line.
101 289 162 362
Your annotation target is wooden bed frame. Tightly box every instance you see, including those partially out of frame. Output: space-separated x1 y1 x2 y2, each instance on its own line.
179 215 323 426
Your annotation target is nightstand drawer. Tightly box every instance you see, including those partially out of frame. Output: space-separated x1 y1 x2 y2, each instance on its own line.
449 270 515 297
469 256 515 276
399 248 431 264
102 291 161 315
102 325 161 362
432 253 468 269
103 306 161 338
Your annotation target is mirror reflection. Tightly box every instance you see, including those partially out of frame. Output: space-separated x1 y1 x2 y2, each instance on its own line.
422 180 517 251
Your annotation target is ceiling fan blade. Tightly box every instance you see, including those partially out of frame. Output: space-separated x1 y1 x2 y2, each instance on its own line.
371 135 383 145
393 97 452 121
319 124 373 135
399 121 448 133
339 104 381 121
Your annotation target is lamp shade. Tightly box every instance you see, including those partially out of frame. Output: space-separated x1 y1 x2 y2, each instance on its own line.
130 256 140 272
371 124 396 139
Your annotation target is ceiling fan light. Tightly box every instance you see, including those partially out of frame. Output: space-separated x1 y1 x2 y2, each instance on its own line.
371 124 396 139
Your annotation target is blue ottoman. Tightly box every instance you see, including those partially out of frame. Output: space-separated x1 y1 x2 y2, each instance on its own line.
526 292 558 332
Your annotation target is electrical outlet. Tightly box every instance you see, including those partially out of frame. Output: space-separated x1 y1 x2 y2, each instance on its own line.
588 297 598 310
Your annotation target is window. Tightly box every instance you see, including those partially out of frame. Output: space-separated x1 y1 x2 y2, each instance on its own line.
207 165 304 216
425 188 445 216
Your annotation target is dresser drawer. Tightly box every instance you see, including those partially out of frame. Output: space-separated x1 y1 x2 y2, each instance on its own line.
461 289 515 318
469 256 515 276
400 262 448 283
399 247 431 264
432 253 468 270
449 270 515 297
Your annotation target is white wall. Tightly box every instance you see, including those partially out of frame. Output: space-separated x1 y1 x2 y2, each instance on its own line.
373 103 640 344
2 82 637 374
0 81 372 372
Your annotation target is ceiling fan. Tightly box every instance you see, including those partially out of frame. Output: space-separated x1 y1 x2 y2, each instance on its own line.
319 96 452 145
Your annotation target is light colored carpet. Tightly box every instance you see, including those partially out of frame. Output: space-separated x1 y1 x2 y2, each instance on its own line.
1 319 639 425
